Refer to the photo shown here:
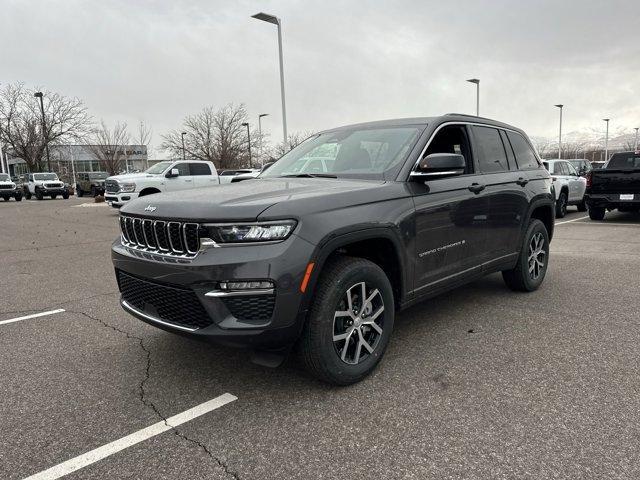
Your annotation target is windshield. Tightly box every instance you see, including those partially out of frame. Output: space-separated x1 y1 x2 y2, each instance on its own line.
34 173 59 181
145 161 173 174
261 126 422 180
607 153 640 169
0 174 10 181
89 172 108 179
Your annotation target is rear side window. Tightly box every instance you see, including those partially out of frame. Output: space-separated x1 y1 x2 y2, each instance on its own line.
189 163 212 175
506 132 540 170
607 153 640 169
472 126 509 173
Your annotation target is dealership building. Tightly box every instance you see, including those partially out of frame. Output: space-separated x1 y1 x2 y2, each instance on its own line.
4 144 153 179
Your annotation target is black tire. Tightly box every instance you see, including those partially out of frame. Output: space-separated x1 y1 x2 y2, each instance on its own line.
577 198 587 212
90 186 96 197
298 256 395 385
589 207 606 221
77 186 84 197
502 219 550 292
51 194 57 199
2 197 8 201
62 191 69 199
35 189 43 200
555 191 568 218
24 189 31 200
15 194 22 202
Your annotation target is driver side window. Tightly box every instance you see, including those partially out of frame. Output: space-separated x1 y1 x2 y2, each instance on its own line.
422 125 474 174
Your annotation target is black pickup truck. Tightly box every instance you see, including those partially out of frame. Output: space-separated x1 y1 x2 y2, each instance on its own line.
585 151 640 220
110 114 555 385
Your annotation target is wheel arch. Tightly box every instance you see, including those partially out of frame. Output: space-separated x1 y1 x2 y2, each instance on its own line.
526 200 555 242
138 187 161 197
304 228 408 311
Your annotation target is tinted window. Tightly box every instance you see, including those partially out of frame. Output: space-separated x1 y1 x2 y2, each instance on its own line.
607 153 640 169
189 163 212 175
566 163 578 176
423 124 474 174
472 126 509 173
173 163 190 176
499 130 517 170
506 132 540 170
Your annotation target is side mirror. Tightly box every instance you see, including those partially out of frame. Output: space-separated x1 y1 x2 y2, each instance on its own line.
411 153 466 179
166 168 179 178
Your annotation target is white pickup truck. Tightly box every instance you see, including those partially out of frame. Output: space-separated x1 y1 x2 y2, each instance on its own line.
104 160 219 208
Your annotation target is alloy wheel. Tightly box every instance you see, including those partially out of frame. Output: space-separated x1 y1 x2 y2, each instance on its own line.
528 232 546 280
333 282 385 365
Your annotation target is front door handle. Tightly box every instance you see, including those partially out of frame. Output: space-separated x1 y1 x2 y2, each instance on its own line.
468 183 485 194
516 177 529 187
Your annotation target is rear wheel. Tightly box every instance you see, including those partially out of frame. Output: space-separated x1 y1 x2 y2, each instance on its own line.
62 190 69 199
51 194 57 199
299 256 394 385
502 219 550 292
555 191 568 218
24 189 32 200
35 189 43 200
15 194 22 202
77 186 84 197
589 207 606 221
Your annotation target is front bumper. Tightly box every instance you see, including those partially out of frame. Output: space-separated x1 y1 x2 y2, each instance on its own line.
42 187 67 195
586 193 640 209
111 234 316 348
0 189 21 198
105 192 138 207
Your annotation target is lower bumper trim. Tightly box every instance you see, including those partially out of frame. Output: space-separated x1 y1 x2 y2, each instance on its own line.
120 298 197 332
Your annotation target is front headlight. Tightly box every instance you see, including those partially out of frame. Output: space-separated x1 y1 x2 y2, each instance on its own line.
120 182 136 193
203 220 297 243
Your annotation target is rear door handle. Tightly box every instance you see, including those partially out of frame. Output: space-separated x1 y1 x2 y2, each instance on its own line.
516 177 529 187
468 183 485 194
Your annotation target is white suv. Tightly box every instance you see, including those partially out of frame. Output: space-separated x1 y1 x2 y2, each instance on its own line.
543 160 587 218
105 160 219 208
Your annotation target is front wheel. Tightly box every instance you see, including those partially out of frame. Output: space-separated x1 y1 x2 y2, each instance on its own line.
577 198 588 212
35 189 43 200
24 190 32 200
77 186 84 197
555 191 568 218
62 191 69 199
298 256 395 385
502 219 550 292
15 194 22 202
589 207 606 221
51 194 57 199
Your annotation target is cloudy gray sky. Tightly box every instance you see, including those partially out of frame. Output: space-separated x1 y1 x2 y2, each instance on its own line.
2 0 639 157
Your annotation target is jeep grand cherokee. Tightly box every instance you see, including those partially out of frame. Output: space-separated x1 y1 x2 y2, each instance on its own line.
111 114 555 385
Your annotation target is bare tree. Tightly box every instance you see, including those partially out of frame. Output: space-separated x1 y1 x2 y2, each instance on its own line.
272 131 315 158
0 82 91 172
85 120 130 175
531 138 551 159
161 104 251 169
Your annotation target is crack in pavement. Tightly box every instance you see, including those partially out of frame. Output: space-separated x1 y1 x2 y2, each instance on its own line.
68 309 241 479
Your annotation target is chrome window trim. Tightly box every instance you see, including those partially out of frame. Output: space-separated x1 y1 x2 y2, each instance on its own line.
409 121 543 177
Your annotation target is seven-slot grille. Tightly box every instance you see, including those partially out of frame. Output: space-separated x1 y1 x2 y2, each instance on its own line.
105 180 120 193
44 182 63 188
120 215 200 256
0 183 13 190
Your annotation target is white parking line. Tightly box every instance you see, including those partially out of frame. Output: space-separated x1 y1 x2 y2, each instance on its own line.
556 215 589 225
0 309 65 326
22 393 238 480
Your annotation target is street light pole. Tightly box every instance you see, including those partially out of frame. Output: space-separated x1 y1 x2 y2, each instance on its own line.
252 12 288 144
634 128 639 151
466 79 480 116
34 92 51 172
603 119 610 162
258 113 269 167
242 122 252 168
181 132 187 160
555 104 563 160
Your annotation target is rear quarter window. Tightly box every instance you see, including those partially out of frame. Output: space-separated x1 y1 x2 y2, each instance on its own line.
506 131 540 170
607 153 640 169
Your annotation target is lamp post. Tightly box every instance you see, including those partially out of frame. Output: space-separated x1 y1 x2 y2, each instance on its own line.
603 118 610 162
466 78 480 116
34 92 51 172
258 113 269 166
181 132 187 160
242 122 252 168
555 104 563 160
634 127 639 151
252 12 287 144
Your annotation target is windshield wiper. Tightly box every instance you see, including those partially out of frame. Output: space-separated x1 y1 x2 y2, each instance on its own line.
279 173 337 179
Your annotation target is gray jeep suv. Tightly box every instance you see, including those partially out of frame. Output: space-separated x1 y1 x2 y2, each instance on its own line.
111 114 555 384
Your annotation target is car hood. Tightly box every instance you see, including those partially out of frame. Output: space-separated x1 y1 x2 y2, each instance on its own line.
121 177 398 221
107 173 160 182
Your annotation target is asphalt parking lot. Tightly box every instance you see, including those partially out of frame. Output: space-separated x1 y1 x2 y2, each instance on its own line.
2 197 640 479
